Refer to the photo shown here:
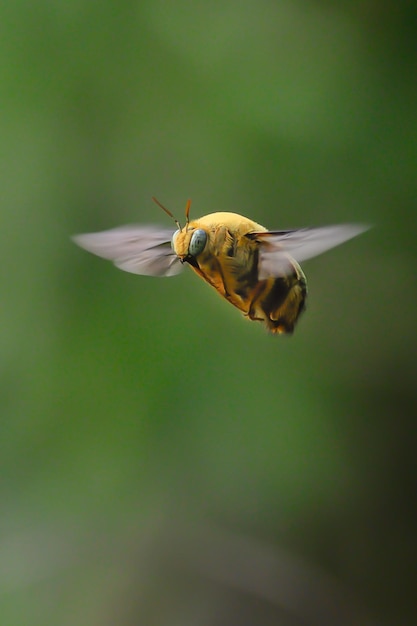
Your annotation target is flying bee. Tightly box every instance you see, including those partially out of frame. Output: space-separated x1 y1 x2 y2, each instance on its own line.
73 199 369 334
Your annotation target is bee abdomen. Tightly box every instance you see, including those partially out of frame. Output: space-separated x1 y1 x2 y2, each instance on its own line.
260 273 307 334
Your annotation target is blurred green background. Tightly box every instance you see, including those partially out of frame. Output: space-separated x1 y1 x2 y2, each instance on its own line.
1 1 416 625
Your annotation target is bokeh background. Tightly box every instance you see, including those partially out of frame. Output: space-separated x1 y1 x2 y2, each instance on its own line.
1 1 417 625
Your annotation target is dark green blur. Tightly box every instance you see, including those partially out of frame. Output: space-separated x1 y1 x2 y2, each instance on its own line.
1 2 416 625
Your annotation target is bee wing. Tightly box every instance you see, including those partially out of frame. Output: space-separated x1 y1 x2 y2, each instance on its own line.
73 225 183 277
250 224 370 279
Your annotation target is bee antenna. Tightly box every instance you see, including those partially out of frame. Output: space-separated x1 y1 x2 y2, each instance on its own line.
185 198 191 230
152 197 181 231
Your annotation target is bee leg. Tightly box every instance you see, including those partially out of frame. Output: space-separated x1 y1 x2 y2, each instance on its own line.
247 282 269 322
245 311 264 322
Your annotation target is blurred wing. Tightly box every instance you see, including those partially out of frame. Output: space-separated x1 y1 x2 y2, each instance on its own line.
248 224 370 279
73 225 182 277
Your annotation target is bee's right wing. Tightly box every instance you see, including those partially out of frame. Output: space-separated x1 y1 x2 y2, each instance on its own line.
248 224 370 280
72 225 183 277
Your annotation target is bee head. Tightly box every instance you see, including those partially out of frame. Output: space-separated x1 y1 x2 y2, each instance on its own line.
152 197 208 263
171 227 208 264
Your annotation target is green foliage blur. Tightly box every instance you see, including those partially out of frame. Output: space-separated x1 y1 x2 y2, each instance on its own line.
1 1 416 625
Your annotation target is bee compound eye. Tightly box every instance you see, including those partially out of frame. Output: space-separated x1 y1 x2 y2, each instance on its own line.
171 229 180 251
189 229 207 257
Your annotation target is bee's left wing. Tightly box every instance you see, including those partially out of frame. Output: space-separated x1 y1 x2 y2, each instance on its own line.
73 225 182 277
248 224 370 279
